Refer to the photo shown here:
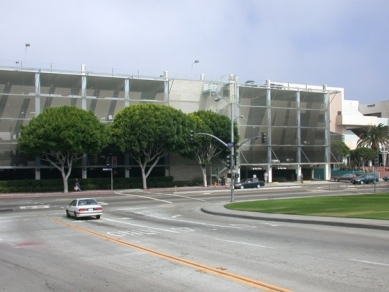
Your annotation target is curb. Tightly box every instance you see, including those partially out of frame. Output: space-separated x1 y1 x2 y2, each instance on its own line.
200 205 389 231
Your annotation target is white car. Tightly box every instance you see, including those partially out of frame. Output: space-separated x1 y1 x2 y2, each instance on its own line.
66 198 103 219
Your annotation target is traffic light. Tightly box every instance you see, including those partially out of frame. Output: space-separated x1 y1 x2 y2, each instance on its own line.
190 130 194 141
226 155 234 169
112 156 117 168
225 155 231 168
106 155 112 167
261 132 266 144
374 155 379 166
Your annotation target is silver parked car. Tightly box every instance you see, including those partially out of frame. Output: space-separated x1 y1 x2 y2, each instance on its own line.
66 198 103 219
331 173 359 182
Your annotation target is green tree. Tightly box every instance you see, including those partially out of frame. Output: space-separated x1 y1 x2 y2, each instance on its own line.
331 140 350 164
110 104 190 189
18 106 108 192
350 147 375 172
357 123 389 152
186 110 237 187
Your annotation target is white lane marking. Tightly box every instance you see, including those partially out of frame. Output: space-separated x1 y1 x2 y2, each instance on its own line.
350 259 389 266
121 194 172 203
143 192 207 202
102 217 181 233
135 212 244 229
214 238 275 249
19 205 50 210
166 193 207 202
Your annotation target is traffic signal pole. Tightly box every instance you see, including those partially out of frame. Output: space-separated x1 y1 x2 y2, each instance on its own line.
229 102 235 202
192 131 235 201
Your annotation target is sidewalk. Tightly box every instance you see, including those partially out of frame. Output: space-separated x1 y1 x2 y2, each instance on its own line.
0 189 117 199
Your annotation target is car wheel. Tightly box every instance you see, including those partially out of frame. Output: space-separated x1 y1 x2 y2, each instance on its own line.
96 215 101 219
66 210 70 218
240 185 244 189
337 179 340 182
256 184 260 188
74 212 78 220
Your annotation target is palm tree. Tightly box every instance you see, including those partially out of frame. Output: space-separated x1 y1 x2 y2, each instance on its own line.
357 123 389 151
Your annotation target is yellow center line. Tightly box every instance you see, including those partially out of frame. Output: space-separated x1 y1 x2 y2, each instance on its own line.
52 218 293 292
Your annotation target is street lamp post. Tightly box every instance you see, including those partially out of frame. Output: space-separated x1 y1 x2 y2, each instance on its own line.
215 95 238 202
191 60 199 77
24 43 30 67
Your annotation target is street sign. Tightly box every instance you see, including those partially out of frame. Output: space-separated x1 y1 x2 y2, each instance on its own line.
103 168 112 171
227 142 234 147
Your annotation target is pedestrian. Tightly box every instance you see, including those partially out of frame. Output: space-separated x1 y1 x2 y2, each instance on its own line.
300 174 304 184
263 171 268 183
221 175 226 186
75 178 81 191
253 174 258 182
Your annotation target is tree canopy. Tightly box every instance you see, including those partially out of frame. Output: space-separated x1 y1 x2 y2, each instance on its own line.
350 147 375 172
186 110 237 186
331 140 350 163
18 106 108 192
357 123 389 152
110 103 190 189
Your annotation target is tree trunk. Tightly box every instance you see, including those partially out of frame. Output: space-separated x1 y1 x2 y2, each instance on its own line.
201 166 207 187
61 169 69 193
141 167 147 189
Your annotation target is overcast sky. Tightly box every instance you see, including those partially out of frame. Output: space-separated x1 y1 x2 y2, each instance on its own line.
1 0 388 103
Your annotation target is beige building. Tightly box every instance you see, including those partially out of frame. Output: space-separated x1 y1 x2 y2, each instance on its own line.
0 64 358 182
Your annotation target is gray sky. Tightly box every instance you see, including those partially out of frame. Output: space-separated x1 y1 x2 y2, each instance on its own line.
1 0 388 103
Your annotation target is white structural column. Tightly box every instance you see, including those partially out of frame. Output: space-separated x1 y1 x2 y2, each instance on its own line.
323 84 330 180
124 78 131 178
81 65 87 110
164 71 169 104
34 72 41 180
124 78 130 107
265 80 272 182
296 91 302 180
81 65 87 178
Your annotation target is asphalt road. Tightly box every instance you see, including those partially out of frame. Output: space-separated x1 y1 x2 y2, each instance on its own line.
0 184 388 292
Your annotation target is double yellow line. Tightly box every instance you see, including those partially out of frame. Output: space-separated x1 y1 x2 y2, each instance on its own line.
53 218 293 292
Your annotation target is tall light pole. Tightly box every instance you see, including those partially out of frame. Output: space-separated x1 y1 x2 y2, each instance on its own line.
215 95 237 202
191 60 199 77
25 43 30 67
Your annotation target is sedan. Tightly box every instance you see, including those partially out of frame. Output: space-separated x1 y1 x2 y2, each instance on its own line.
234 179 265 189
383 176 389 181
351 174 379 185
66 198 103 219
331 173 359 182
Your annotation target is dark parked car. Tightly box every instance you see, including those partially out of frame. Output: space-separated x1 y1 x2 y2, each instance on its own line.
382 176 389 181
234 178 265 189
331 173 359 182
351 174 379 185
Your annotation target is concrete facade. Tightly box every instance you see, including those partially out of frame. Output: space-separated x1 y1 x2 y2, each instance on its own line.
0 64 350 182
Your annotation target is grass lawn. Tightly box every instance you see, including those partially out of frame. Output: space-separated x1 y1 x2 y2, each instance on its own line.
225 194 389 220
